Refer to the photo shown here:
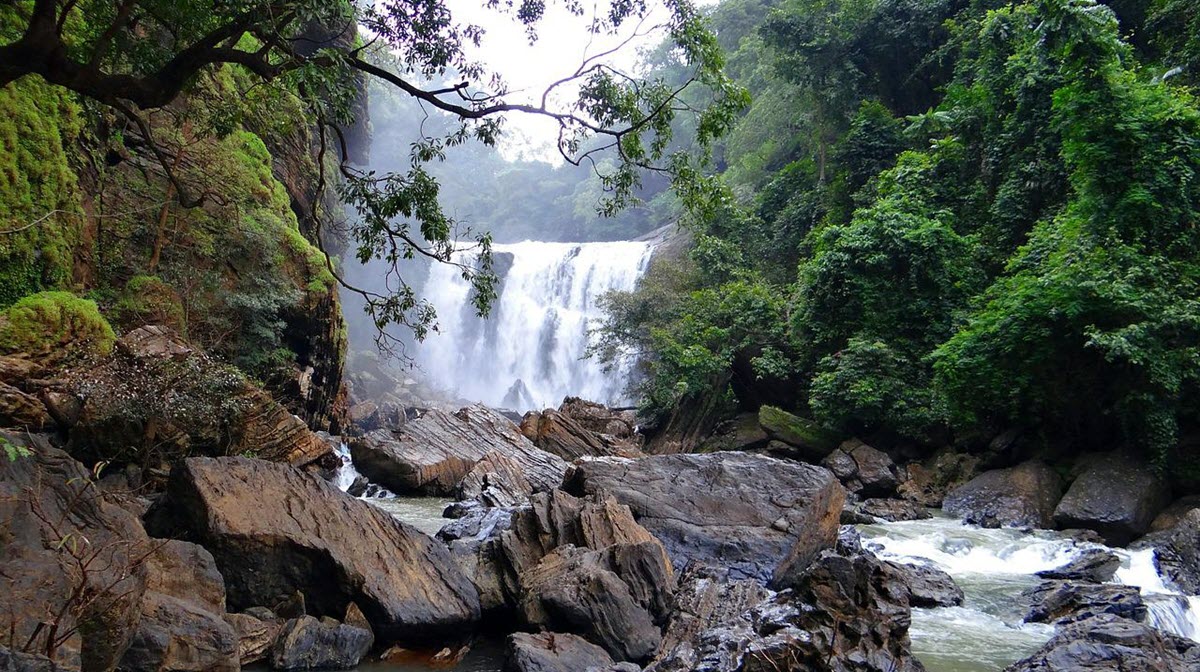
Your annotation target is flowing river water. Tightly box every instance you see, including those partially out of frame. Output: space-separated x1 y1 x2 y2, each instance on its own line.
332 444 1200 671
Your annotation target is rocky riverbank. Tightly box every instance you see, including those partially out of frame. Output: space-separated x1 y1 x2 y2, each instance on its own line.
4 346 1200 672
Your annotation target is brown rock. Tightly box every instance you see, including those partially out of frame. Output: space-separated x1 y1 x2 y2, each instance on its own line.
520 401 642 461
0 381 50 430
351 405 567 496
269 617 372 671
222 613 280 665
897 448 980 507
457 451 533 507
944 460 1063 529
506 632 617 672
147 456 480 644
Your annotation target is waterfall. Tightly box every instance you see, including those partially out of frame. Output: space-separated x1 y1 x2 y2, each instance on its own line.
417 240 655 410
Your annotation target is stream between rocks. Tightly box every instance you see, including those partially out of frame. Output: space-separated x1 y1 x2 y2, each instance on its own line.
332 445 1200 672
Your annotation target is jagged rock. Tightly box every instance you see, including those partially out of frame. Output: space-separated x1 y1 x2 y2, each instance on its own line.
944 460 1063 529
648 548 923 672
1053 453 1170 546
886 562 964 608
560 397 640 438
563 452 844 585
0 381 50 430
1004 614 1200 671
516 545 664 663
1150 495 1200 532
119 539 239 672
457 451 533 507
350 405 567 496
651 564 772 662
756 406 838 461
223 613 280 665
1132 508 1200 594
520 400 643 460
822 439 898 497
146 456 480 644
62 326 330 467
1035 548 1122 583
897 448 980 508
1022 581 1145 625
506 632 619 672
858 498 932 522
269 617 372 671
697 413 770 453
0 432 148 671
0 647 73 672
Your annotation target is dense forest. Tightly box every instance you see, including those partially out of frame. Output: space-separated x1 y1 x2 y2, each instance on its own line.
596 0 1200 488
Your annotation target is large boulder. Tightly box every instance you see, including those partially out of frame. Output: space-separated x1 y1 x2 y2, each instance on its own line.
269 617 372 671
696 413 769 453
563 452 844 585
62 327 329 467
1022 581 1146 625
457 451 533 507
118 540 238 672
222 613 280 666
756 406 838 461
897 449 980 508
1132 508 1200 594
822 439 898 497
1035 548 1121 584
885 562 964 608
1053 453 1170 546
0 432 149 672
350 405 567 496
506 632 620 672
146 456 480 644
519 399 643 460
943 461 1063 529
1005 614 1200 671
1150 495 1200 532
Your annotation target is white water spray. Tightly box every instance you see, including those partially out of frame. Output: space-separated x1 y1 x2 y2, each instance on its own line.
418 240 654 410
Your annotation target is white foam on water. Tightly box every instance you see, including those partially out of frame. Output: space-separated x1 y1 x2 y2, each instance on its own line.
332 441 359 492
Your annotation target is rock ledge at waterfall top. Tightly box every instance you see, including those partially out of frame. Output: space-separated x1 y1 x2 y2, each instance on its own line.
350 404 568 496
562 451 845 584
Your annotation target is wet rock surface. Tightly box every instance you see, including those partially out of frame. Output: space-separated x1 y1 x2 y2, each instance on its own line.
1053 453 1170 546
944 460 1063 529
1005 614 1200 671
1035 548 1121 583
562 452 844 584
886 562 965 608
1022 581 1146 625
146 456 480 644
1132 508 1200 594
270 616 373 671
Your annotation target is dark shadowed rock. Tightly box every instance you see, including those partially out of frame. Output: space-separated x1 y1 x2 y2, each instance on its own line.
756 406 839 461
898 449 981 508
1150 495 1200 532
1132 508 1200 594
0 647 73 672
506 632 617 672
859 498 932 522
270 617 372 671
1022 581 1145 625
1035 548 1121 583
563 452 844 585
886 562 964 608
119 540 238 672
1004 614 1200 671
697 413 769 453
147 456 480 644
0 381 51 430
1053 453 1170 546
351 405 567 496
944 461 1063 529
0 432 148 672
822 439 898 497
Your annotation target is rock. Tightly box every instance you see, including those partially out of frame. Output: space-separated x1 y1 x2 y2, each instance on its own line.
223 613 281 665
648 548 923 672
63 326 330 467
0 381 50 430
944 460 1063 529
1132 508 1200 594
697 413 769 453
1053 453 1170 546
756 405 838 461
269 617 372 671
1004 614 1200 671
858 498 932 522
146 456 480 644
1035 548 1121 583
457 451 533 507
520 401 642 460
563 452 844 585
560 398 640 438
516 545 663 663
506 632 618 672
886 562 964 608
1022 581 1145 625
0 432 149 671
822 439 898 497
0 647 73 672
898 448 981 508
350 404 567 496
1150 495 1200 532
119 539 239 672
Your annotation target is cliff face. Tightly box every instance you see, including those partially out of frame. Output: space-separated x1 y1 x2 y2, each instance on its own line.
0 58 359 431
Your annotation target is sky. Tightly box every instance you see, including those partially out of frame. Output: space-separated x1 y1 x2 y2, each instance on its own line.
439 0 675 162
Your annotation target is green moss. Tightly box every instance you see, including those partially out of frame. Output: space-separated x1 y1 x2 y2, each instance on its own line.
0 291 115 359
758 405 839 454
114 275 186 333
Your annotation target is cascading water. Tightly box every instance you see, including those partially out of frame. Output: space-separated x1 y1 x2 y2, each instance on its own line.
859 515 1200 672
417 240 655 410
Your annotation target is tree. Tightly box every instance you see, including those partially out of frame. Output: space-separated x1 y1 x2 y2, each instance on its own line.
0 0 746 343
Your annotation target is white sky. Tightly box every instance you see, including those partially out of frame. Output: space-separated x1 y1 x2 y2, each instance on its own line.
441 0 674 162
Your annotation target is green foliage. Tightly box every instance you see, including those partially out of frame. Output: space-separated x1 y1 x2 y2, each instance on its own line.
0 291 115 360
1 435 31 462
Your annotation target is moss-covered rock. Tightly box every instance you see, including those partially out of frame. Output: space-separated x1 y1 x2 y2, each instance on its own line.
758 405 839 461
0 291 115 366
